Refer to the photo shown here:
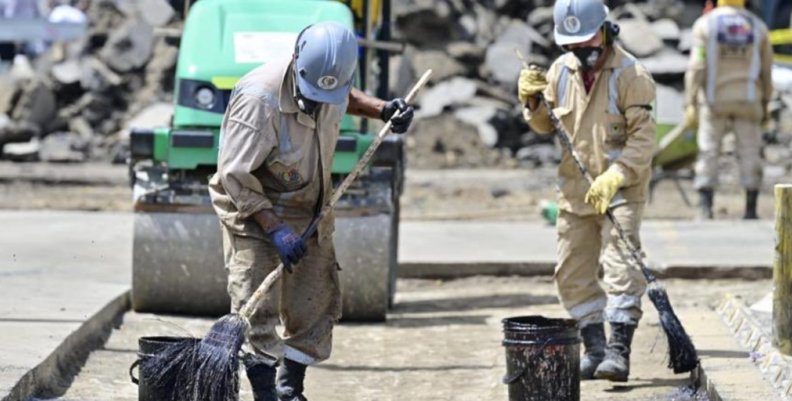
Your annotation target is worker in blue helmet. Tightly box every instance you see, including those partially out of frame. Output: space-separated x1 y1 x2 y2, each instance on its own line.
208 21 414 401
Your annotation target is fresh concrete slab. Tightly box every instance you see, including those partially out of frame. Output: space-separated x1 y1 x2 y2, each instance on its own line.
399 220 774 279
0 211 132 401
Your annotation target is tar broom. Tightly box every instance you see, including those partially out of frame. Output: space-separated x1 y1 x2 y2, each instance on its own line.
148 69 433 401
535 91 698 373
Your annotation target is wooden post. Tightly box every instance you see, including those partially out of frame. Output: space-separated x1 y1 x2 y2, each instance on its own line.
774 184 792 355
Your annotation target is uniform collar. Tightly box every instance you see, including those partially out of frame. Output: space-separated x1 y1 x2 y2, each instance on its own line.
562 44 626 72
278 60 317 128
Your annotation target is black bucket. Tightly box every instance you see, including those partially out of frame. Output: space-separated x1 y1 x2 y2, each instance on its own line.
502 316 581 401
130 336 199 401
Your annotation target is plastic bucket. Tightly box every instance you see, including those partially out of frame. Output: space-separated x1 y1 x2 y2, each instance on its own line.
502 316 581 401
130 336 198 401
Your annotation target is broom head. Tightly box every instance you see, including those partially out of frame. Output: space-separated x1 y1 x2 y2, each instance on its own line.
647 283 699 373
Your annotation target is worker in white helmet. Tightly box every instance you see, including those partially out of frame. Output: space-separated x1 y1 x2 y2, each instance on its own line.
518 0 657 382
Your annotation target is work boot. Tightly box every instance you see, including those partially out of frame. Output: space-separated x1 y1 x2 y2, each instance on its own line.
242 353 279 401
579 322 606 380
744 189 759 220
277 358 308 401
594 323 636 382
697 188 714 220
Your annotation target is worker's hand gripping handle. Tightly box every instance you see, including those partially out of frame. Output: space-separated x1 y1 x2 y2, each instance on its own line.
239 70 433 321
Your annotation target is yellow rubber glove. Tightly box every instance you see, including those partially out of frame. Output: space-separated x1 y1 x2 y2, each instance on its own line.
518 68 548 106
684 105 698 129
584 169 625 215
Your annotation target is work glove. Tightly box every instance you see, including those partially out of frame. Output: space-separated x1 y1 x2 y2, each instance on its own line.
267 224 307 271
381 98 414 134
584 169 625 215
684 105 698 129
518 68 548 106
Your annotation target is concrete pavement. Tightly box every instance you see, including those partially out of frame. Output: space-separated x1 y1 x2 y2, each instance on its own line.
399 220 775 279
0 210 777 400
0 211 131 401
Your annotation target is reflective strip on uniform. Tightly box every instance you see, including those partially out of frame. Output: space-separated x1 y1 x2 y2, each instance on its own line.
284 345 317 365
608 57 636 115
604 294 642 324
747 16 762 102
706 14 719 103
557 65 571 108
567 297 607 320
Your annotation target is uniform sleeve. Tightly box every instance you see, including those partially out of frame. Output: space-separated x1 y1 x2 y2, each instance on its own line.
760 25 774 114
684 17 707 107
523 61 560 135
613 65 657 187
216 94 277 219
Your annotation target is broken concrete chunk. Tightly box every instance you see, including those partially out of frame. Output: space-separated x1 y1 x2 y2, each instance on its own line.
418 77 478 118
137 0 176 28
100 20 155 72
2 138 40 162
639 48 689 76
409 49 466 84
651 19 681 44
485 19 534 89
39 132 89 163
617 18 665 57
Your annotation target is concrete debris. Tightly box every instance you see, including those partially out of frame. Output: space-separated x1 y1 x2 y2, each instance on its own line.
418 77 478 118
2 138 41 162
639 48 690 76
484 20 535 90
651 19 681 44
99 20 155 73
616 18 665 57
409 49 466 84
0 0 180 162
390 0 720 169
39 132 90 162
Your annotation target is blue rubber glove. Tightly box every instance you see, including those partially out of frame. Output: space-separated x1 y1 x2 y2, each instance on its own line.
380 98 414 134
267 224 307 272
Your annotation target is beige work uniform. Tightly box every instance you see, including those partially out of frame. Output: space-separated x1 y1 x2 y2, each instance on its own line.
524 46 656 327
208 55 345 365
686 6 773 190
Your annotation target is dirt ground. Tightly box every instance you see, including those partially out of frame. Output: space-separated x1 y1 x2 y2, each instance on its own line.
0 149 788 222
58 276 768 401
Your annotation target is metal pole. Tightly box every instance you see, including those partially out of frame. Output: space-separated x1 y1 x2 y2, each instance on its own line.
774 184 792 355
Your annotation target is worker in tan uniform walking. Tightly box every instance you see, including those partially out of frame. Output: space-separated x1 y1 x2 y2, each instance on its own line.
518 0 657 382
685 0 773 219
208 22 413 401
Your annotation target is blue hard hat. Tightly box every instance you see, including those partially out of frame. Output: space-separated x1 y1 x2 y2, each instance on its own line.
553 0 610 46
293 22 358 105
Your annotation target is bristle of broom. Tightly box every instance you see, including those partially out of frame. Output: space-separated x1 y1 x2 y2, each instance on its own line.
186 314 247 401
647 283 699 374
147 314 248 401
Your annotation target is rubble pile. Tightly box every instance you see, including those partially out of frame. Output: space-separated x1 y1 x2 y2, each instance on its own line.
0 0 178 162
395 0 706 169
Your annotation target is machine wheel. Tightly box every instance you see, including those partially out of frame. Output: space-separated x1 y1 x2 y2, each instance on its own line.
335 174 397 322
131 210 229 316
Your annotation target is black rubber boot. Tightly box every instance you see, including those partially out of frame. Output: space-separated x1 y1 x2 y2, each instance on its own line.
277 358 308 401
744 189 759 220
579 323 606 380
594 323 636 382
698 188 714 220
242 353 279 401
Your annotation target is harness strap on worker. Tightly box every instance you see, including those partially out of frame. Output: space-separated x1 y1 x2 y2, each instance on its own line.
705 12 764 103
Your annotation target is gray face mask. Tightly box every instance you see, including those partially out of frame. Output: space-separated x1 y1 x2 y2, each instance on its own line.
570 46 603 71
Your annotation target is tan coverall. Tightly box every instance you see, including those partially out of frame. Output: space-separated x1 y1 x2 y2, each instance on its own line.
208 55 345 365
686 6 773 190
524 45 657 327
